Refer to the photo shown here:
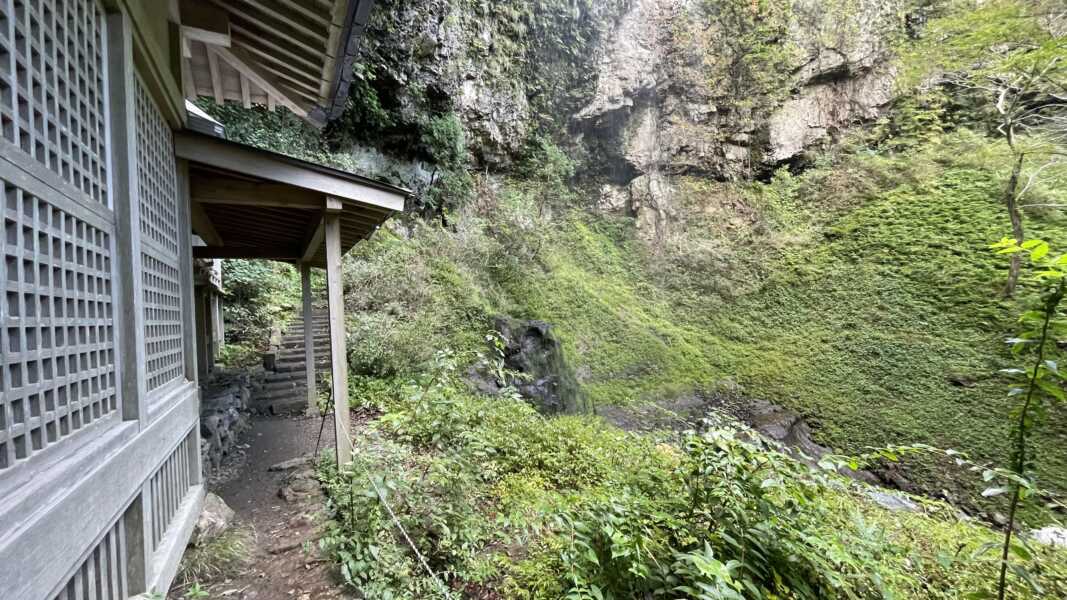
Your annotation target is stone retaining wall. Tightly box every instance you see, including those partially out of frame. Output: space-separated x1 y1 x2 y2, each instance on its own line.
199 367 266 475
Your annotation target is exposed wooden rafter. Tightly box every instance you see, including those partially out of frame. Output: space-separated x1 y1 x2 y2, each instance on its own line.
206 46 223 103
179 0 375 127
190 201 224 247
212 44 309 116
180 0 232 47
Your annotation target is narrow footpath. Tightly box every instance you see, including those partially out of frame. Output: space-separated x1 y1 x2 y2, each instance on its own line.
175 413 349 600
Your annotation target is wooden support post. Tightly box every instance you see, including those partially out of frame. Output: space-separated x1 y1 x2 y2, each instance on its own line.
177 159 200 385
301 262 318 416
325 212 352 464
107 11 149 429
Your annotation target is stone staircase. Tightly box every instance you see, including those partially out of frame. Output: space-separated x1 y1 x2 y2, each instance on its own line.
253 310 331 415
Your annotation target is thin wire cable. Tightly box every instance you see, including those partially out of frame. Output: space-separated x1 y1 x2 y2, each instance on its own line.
352 456 455 600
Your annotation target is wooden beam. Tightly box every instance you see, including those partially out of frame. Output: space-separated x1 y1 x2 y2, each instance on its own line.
206 46 223 103
180 0 232 47
325 212 351 465
193 246 300 260
275 0 331 28
212 44 310 116
229 24 321 74
180 45 196 98
320 0 348 100
301 263 318 416
190 201 224 246
210 0 328 55
239 73 251 108
192 177 325 209
176 133 408 212
301 213 326 263
239 51 323 99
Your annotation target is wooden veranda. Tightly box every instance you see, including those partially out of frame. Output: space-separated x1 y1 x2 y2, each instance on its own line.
176 131 409 463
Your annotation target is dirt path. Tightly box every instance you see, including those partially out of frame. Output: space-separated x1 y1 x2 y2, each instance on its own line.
174 413 352 600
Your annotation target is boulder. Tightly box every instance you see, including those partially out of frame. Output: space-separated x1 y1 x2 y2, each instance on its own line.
191 493 234 547
278 471 319 503
480 317 586 414
1032 527 1067 549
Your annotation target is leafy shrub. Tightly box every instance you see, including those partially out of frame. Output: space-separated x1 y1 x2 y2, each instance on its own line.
319 350 1067 599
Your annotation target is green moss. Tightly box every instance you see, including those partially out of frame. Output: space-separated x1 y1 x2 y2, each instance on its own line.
335 129 1066 522
319 367 1067 599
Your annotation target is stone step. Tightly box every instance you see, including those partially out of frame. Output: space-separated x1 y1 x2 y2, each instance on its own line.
254 386 308 401
264 372 302 383
278 350 332 361
289 314 330 323
275 360 331 373
283 328 331 336
280 338 331 349
259 397 311 416
260 379 306 392
277 350 332 361
282 331 330 339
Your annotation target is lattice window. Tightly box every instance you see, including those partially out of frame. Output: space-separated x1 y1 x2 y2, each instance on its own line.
0 0 109 205
149 431 193 551
142 252 183 391
135 74 184 393
135 74 178 255
0 177 116 471
52 515 127 600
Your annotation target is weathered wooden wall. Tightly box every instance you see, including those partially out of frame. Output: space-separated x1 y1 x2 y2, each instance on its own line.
0 1 202 598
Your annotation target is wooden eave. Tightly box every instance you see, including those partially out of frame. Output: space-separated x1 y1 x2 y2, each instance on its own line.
178 0 375 126
175 131 409 268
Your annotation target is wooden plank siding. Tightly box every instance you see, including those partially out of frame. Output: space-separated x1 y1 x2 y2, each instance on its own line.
0 3 202 598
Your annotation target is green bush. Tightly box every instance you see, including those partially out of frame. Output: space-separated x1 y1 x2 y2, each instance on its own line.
221 260 300 349
318 350 1067 599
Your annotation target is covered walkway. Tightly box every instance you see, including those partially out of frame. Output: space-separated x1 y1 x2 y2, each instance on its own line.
178 130 409 464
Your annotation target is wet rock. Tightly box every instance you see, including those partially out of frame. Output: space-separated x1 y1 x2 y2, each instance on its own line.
866 490 920 512
199 367 258 477
278 471 319 503
948 374 977 388
573 0 905 242
1031 527 1067 548
192 493 235 547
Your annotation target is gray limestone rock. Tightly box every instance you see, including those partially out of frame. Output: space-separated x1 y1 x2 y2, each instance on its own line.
191 493 235 547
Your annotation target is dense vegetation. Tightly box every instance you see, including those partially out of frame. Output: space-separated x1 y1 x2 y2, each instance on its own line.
206 0 1067 597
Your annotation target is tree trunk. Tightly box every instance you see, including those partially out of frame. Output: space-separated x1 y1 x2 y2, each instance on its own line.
1003 152 1026 298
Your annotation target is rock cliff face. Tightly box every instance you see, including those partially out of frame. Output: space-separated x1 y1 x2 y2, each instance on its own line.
350 0 628 168
352 0 906 230
572 0 903 239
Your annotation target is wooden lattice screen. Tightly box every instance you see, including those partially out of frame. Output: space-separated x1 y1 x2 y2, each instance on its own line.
135 75 184 394
0 1 204 597
51 514 128 600
0 0 110 205
0 0 117 473
149 430 194 551
0 182 117 470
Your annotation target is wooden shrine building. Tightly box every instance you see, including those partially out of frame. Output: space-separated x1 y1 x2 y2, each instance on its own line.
0 0 408 598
